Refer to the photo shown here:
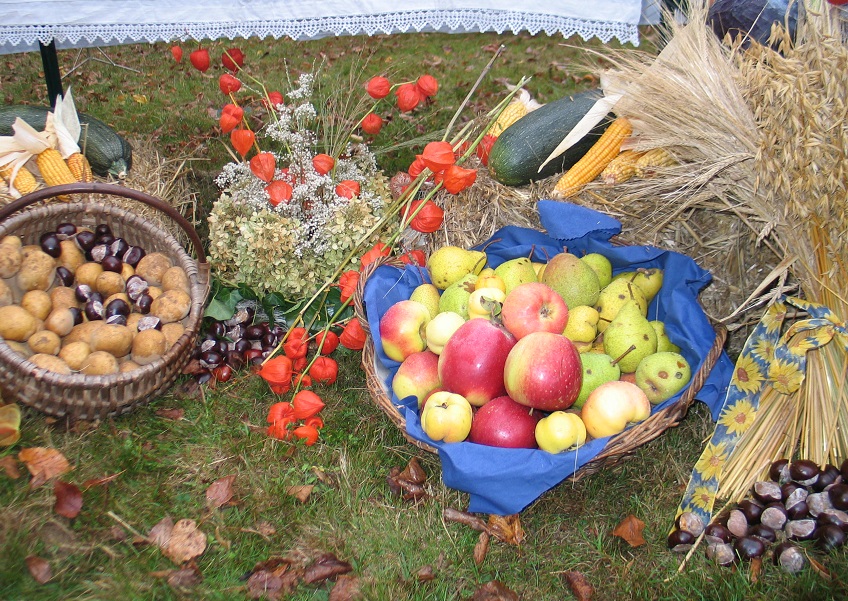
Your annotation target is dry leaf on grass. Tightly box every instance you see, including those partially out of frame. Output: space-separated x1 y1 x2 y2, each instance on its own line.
155 408 185 420
474 531 490 566
1 455 20 479
53 480 83 519
487 514 524 546
303 553 353 584
164 519 207 565
152 564 203 590
386 457 428 502
246 558 302 600
443 507 488 532
148 516 175 548
18 447 72 488
82 472 123 490
287 484 314 503
611 515 646 548
415 565 436 582
206 475 236 509
470 580 520 601
329 574 362 601
807 555 833 580
25 556 51 584
749 557 763 583
562 571 594 601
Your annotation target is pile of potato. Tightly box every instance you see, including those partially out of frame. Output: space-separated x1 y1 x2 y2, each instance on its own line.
0 222 193 376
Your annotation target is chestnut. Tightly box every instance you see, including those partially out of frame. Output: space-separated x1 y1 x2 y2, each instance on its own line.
773 542 806 574
233 338 252 354
84 299 104 321
207 321 227 340
807 492 834 517
243 348 264 364
706 542 736 567
199 350 223 369
125 275 149 301
122 245 146 267
104 298 131 319
783 484 808 510
136 316 162 331
110 237 129 258
786 500 810 521
676 511 705 537
245 324 265 340
748 523 776 544
105 314 127 326
817 509 848 533
737 499 764 524
56 222 77 237
789 460 820 487
753 480 783 505
760 503 788 531
200 339 225 355
101 255 123 273
667 529 695 553
734 535 766 560
97 234 115 247
90 244 109 263
769 458 790 483
225 350 244 371
55 266 75 288
828 484 848 510
784 519 817 541
727 509 750 538
813 464 842 492
195 369 213 385
75 284 95 303
704 523 734 544
261 333 277 349
135 294 153 314
67 307 84 326
815 523 846 552
75 230 97 253
39 232 62 258
841 459 848 482
226 307 253 326
94 223 113 240
212 364 234 383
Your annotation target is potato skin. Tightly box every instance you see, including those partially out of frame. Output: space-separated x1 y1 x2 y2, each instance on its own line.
136 252 173 287
59 341 91 371
161 266 191 294
131 329 167 365
57 240 86 273
28 353 72 375
0 278 13 307
89 324 134 357
50 286 79 310
0 305 40 341
28 330 62 355
21 290 52 321
151 289 192 324
95 271 125 297
161 322 185 349
63 320 106 346
80 351 119 375
17 250 56 292
75 262 104 288
0 242 23 279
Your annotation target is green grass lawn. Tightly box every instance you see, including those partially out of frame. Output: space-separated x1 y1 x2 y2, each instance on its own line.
1 32 847 600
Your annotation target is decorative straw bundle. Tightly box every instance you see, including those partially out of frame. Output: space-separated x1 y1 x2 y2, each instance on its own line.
572 1 847 501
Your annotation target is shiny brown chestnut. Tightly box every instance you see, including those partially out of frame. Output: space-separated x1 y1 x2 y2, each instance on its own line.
667 529 695 553
773 542 806 573
734 535 766 560
816 524 846 552
813 464 842 492
769 458 790 483
828 484 848 510
789 460 820 487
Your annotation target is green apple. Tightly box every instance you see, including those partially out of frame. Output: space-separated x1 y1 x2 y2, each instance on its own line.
535 411 587 453
420 390 473 443
425 311 466 355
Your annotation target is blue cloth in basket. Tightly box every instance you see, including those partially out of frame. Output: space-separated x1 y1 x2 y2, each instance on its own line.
363 201 734 515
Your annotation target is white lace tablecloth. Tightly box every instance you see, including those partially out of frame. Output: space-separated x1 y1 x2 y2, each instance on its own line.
0 0 659 54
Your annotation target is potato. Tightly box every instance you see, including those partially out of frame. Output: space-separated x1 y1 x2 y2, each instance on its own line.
151 289 191 324
28 353 72 375
119 359 141 373
63 320 106 346
50 286 79 310
131 329 167 365
80 351 119 376
1 236 22 249
57 239 86 273
161 322 185 349
95 271 125 297
135 252 172 287
21 290 52 320
147 286 163 300
75 262 104 288
59 341 91 371
5 339 32 358
28 330 62 355
20 244 42 260
0 242 23 279
0 278 13 307
120 263 135 281
125 313 143 332
0 305 39 341
44 307 77 337
17 250 55 292
161 266 191 294
89 324 134 357
104 292 130 307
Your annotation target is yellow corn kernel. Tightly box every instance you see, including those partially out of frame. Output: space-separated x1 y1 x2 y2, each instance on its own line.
66 153 93 183
634 148 677 178
0 163 39 196
36 148 76 201
489 100 528 137
552 117 633 199
600 150 645 185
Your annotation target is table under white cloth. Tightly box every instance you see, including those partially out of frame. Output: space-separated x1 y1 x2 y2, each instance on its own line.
0 0 661 54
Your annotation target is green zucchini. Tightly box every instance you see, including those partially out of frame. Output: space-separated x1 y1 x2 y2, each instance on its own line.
0 104 132 178
488 90 611 186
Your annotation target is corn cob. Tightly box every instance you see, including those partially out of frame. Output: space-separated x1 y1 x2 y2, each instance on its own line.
66 153 93 182
489 100 529 137
634 148 676 178
552 117 633 199
36 148 76 201
0 163 39 196
600 150 645 185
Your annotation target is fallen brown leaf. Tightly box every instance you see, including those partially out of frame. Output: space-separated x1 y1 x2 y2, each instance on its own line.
415 565 436 582
387 457 429 502
329 574 362 601
152 563 203 590
562 571 594 601
155 408 185 420
287 484 314 504
110 525 127 542
1 455 20 479
164 519 207 565
470 580 519 601
18 447 72 488
82 472 123 490
807 554 833 580
247 558 301 600
303 553 353 584
749 557 763 583
443 507 488 532
311 466 335 485
206 475 236 509
25 555 51 584
487 514 525 546
474 531 490 566
0 402 21 446
611 514 646 548
398 457 426 484
53 480 83 519
148 516 175 549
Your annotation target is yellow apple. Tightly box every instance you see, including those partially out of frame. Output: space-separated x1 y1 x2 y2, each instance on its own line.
474 271 506 293
467 287 506 319
535 411 586 453
580 380 651 439
420 391 473 443
425 311 466 355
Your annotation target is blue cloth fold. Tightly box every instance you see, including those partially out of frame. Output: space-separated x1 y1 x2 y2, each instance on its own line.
363 200 734 515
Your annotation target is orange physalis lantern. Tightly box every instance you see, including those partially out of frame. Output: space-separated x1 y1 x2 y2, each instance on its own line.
338 270 360 303
267 421 292 440
259 356 293 394
250 152 276 182
309 357 338 385
335 180 361 199
416 75 439 98
218 73 241 95
403 199 444 233
476 134 497 166
283 327 309 359
408 157 427 178
399 249 427 266
304 416 324 430
267 401 295 424
360 242 390 270
419 141 455 172
315 331 340 355
292 390 325 420
312 153 335 175
264 91 284 108
366 76 391 99
442 164 478 194
395 83 421 112
266 180 293 206
361 113 383 135
292 425 320 446
230 129 255 157
340 319 367 350
170 46 183 62
221 47 245 72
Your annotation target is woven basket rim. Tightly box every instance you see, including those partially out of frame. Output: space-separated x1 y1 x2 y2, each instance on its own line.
354 254 728 473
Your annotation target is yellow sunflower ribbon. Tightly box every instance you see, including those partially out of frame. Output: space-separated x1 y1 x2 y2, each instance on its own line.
675 296 847 526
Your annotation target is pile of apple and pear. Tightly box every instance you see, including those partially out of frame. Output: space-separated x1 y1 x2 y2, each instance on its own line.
379 246 693 453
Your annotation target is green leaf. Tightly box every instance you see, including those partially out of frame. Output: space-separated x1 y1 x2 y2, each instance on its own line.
204 284 244 320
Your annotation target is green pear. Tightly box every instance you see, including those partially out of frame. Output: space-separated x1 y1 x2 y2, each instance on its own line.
602 300 657 373
580 253 613 288
650 320 681 353
595 278 648 333
427 246 487 290
410 283 441 319
612 268 664 304
540 252 600 309
438 274 478 319
635 351 691 404
573 352 620 409
494 257 537 294
563 305 600 349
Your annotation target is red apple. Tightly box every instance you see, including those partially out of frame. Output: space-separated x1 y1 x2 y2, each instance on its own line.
379 300 431 362
468 395 540 448
504 332 582 411
580 380 651 439
501 282 569 340
438 318 516 407
391 350 441 407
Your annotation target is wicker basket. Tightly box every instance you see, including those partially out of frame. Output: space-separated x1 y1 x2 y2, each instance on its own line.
0 182 210 420
354 256 727 479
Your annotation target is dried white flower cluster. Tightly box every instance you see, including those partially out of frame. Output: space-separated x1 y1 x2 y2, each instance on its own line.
208 72 390 298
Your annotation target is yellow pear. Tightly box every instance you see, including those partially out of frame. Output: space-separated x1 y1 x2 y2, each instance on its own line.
580 253 613 288
427 246 487 290
493 257 537 294
651 320 681 353
563 305 600 348
409 283 441 319
612 268 664 304
541 252 601 309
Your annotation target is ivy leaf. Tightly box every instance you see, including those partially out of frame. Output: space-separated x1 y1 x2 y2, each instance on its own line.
204 284 244 321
